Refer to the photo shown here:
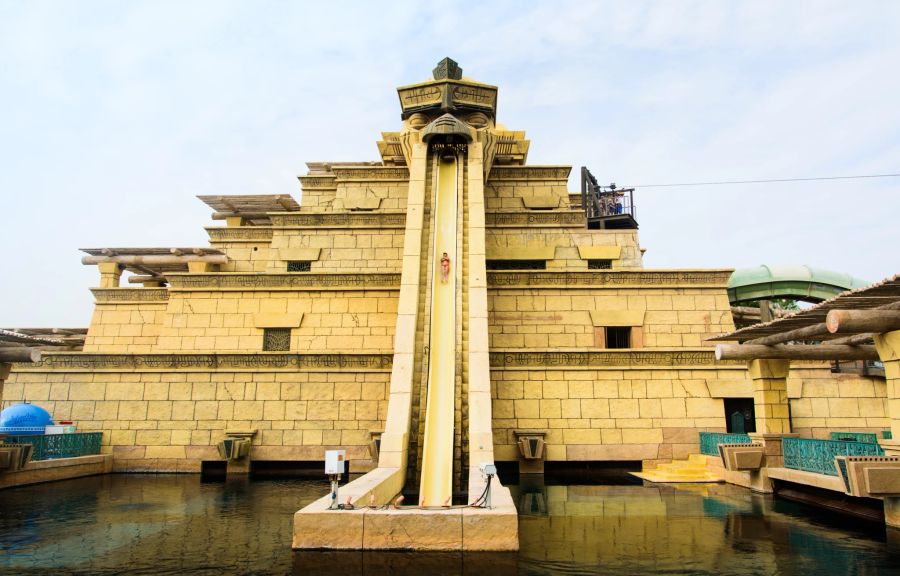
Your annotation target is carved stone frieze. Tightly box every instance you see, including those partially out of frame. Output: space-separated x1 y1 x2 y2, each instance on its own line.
488 166 571 181
397 80 498 119
489 350 743 369
167 273 401 291
451 84 496 109
206 228 275 242
90 288 169 303
332 167 409 181
298 176 337 190
487 271 732 288
486 211 585 227
16 353 393 372
268 213 406 228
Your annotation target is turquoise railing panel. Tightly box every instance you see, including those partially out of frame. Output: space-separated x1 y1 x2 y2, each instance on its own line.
884 431 893 440
2 432 102 461
783 437 884 476
829 432 879 444
699 432 751 456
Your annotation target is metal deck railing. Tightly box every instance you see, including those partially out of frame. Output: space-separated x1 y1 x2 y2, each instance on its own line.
1 432 103 461
783 437 884 476
699 431 752 456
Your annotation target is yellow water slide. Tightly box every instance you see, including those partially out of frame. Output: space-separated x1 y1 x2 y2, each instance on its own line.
418 152 459 507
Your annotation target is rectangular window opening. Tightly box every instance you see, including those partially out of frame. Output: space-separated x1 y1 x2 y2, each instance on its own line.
263 328 291 351
486 260 547 270
588 259 612 270
287 261 311 272
723 398 756 434
605 327 631 349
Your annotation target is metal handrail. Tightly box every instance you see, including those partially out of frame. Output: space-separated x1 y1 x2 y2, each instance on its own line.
580 167 636 222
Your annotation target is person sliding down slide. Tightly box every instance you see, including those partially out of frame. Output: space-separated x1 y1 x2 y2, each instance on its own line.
440 252 450 283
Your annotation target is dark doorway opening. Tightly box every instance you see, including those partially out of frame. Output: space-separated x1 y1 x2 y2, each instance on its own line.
724 398 756 434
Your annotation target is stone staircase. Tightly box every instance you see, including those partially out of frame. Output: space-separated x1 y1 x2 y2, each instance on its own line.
631 454 724 483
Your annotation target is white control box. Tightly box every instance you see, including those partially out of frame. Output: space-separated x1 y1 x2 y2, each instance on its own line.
325 450 346 475
479 462 497 476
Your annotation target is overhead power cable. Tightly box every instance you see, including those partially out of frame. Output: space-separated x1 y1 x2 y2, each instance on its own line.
624 173 900 189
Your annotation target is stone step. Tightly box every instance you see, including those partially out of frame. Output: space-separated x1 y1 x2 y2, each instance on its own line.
632 454 725 483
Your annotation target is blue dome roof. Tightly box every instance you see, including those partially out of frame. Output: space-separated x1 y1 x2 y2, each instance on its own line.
0 403 53 431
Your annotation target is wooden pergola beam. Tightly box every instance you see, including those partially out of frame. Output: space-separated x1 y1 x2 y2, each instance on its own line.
715 344 879 361
0 347 41 363
746 322 830 346
828 333 875 346
826 310 900 335
211 212 269 221
126 275 167 284
82 254 228 266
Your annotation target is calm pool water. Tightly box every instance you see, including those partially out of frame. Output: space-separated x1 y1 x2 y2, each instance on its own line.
0 474 898 575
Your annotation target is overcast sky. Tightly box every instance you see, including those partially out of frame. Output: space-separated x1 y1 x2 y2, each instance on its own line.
1 1 898 327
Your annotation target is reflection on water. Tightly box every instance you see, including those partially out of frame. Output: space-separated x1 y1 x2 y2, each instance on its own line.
512 480 900 576
0 474 898 575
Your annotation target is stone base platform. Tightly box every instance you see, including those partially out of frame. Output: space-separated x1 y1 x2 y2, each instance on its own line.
293 467 519 551
0 454 113 489
766 466 847 493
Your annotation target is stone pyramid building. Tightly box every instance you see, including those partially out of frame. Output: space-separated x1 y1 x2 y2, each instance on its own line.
3 60 887 522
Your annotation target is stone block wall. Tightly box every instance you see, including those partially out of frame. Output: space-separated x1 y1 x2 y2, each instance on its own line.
490 366 748 465
210 241 273 272
152 291 398 353
333 182 409 211
486 229 643 269
83 302 167 352
788 365 889 438
3 368 390 472
268 228 404 273
488 289 734 349
485 168 572 210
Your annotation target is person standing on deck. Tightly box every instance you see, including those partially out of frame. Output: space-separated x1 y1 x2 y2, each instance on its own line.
440 252 450 283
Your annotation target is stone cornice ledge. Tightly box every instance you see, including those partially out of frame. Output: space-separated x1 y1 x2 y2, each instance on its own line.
166 273 401 291
487 270 733 289
490 348 745 369
15 352 394 372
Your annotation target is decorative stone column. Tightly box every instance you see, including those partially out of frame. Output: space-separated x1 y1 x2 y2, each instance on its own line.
0 363 10 399
874 330 900 455
749 359 792 435
747 359 796 492
187 261 215 273
98 262 123 288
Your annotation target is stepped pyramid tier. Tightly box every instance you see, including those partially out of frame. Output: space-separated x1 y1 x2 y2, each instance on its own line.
7 58 892 549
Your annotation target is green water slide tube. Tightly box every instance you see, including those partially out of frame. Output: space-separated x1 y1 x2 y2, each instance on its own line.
728 265 869 305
